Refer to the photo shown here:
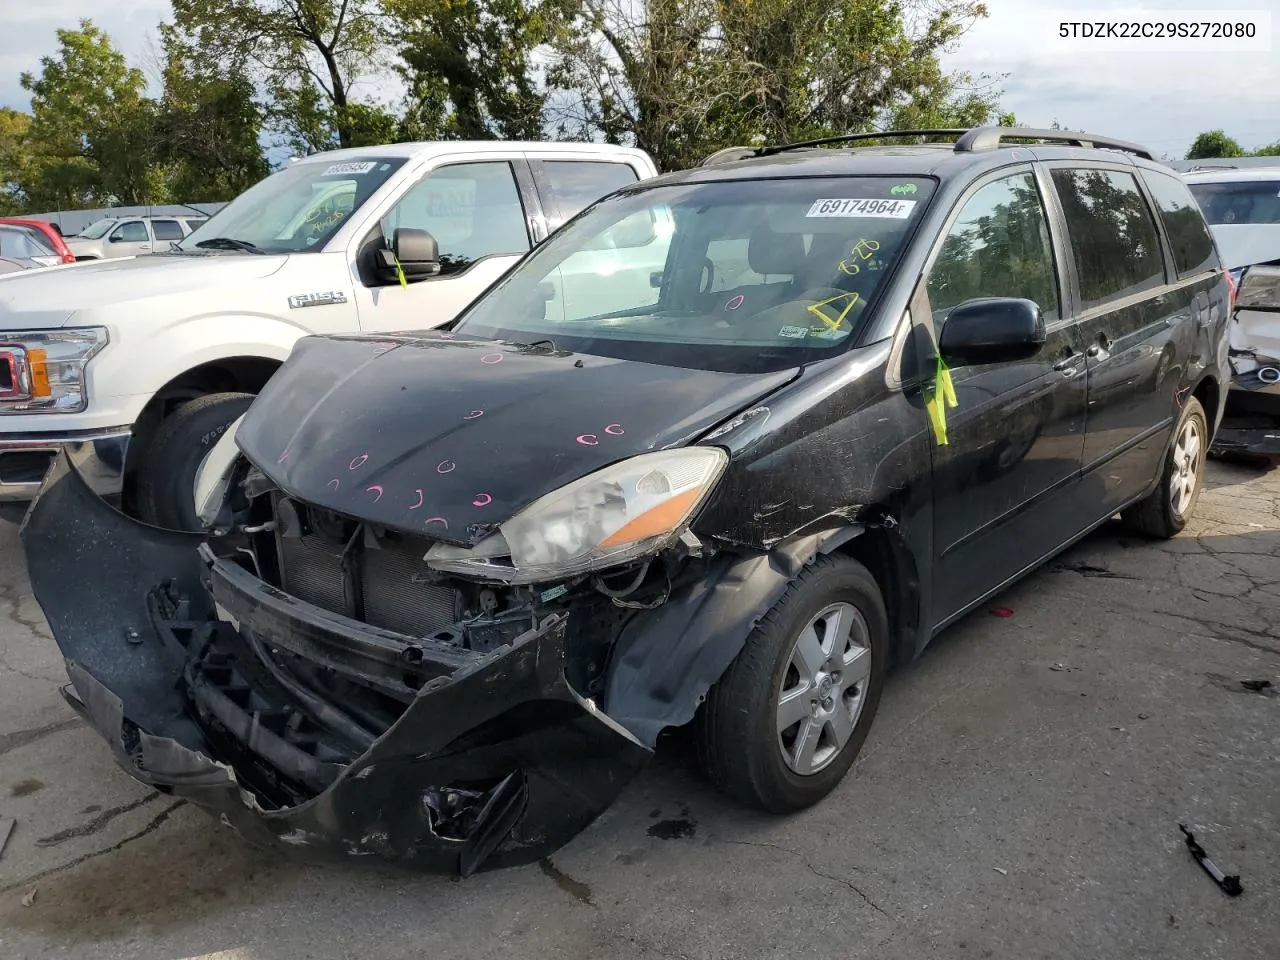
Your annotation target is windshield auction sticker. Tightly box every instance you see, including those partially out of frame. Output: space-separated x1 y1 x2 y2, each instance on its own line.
806 198 917 219
321 161 378 176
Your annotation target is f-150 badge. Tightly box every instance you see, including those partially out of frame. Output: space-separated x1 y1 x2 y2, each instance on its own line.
288 291 348 309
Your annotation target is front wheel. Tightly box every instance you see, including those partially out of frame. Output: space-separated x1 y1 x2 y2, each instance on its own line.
136 392 255 531
1122 396 1208 539
695 554 888 814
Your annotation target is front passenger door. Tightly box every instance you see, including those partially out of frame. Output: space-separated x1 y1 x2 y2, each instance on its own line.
352 159 535 332
105 220 152 258
924 167 1089 626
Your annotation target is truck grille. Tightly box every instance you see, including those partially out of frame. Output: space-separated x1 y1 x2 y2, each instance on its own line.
276 511 461 639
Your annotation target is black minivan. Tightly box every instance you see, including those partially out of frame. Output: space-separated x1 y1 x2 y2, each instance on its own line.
25 127 1230 876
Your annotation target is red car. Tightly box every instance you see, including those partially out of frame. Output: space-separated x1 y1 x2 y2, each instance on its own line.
0 218 76 265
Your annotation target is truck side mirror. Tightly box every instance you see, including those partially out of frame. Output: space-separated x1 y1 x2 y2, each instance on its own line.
376 228 441 284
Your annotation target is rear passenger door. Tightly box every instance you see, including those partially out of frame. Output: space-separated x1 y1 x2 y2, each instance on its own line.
925 166 1089 624
528 157 656 321
1046 165 1191 513
150 218 186 251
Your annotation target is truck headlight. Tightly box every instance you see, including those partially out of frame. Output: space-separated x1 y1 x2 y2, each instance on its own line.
0 327 108 413
425 447 728 584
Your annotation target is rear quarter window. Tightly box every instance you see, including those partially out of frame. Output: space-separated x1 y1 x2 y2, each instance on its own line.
1142 171 1218 277
1051 168 1166 308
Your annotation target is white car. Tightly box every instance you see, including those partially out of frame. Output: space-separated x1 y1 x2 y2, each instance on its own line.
0 141 658 527
65 215 208 261
1184 165 1280 457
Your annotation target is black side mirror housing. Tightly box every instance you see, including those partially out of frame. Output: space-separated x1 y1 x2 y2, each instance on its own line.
376 227 440 284
108 234 122 243
939 297 1046 367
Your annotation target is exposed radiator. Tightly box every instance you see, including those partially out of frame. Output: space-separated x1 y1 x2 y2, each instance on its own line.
277 524 460 639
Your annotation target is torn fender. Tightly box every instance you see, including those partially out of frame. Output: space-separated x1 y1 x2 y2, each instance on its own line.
603 526 863 746
21 452 650 876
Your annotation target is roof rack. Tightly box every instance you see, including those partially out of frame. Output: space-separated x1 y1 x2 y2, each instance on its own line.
717 126 1156 163
954 127 1155 160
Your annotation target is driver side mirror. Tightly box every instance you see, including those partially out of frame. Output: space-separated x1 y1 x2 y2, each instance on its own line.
939 297 1046 367
375 227 440 284
108 233 123 243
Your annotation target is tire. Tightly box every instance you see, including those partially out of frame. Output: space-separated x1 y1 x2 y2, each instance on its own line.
1122 396 1208 539
136 392 254 531
695 554 889 814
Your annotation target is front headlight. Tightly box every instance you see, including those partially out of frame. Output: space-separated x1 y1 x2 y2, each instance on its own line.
0 327 108 413
425 447 728 584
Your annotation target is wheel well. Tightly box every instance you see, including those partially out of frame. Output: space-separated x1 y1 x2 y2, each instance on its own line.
122 356 280 504
832 523 920 667
1193 374 1221 427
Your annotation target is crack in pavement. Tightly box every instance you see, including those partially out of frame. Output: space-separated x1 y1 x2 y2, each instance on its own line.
716 837 893 920
0 718 80 758
0 801 186 896
36 792 163 847
0 581 53 642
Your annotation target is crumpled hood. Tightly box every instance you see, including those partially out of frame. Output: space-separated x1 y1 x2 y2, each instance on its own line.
1211 224 1280 271
0 253 288 329
236 332 798 545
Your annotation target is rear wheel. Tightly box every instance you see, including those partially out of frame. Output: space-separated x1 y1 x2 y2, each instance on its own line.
136 392 254 531
1122 396 1207 539
695 554 888 813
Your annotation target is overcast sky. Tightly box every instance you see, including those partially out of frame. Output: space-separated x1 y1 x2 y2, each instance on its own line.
2 0 1278 161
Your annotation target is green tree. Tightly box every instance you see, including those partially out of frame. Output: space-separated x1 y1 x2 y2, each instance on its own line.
156 25 271 200
546 0 995 171
0 108 35 214
1186 129 1244 160
19 20 161 208
388 0 568 140
1250 141 1280 157
170 0 385 153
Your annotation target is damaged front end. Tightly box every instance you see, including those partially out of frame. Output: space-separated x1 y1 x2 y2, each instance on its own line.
22 452 655 876
1214 264 1280 459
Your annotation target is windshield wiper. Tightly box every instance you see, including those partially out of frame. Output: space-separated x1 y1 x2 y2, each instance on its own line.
524 338 558 353
194 237 265 254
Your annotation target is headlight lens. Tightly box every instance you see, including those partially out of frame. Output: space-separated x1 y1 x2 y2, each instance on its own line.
0 327 108 413
425 447 728 583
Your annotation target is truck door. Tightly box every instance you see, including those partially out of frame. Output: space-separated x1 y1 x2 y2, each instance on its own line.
350 155 537 332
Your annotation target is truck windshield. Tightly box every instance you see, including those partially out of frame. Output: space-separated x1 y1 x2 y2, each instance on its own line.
179 157 409 254
78 219 117 239
452 175 935 374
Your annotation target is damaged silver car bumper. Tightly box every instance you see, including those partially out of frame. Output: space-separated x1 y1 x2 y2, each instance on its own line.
21 452 650 876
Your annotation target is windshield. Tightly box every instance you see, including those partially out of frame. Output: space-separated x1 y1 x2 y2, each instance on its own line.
179 157 409 254
78 219 117 239
1188 179 1280 225
453 176 935 373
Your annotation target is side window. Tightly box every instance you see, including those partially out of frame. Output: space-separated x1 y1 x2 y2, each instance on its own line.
542 161 639 222
151 219 184 241
1050 168 1165 308
384 162 529 276
112 221 149 243
1142 172 1218 277
0 227 51 258
927 171 1061 324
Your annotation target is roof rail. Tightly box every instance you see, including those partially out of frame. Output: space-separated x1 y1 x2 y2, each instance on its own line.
719 126 1156 163
954 126 1155 160
756 130 970 157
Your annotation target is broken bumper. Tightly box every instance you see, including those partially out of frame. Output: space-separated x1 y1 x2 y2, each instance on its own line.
20 452 650 876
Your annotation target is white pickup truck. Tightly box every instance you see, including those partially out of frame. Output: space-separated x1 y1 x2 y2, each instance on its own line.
0 140 657 527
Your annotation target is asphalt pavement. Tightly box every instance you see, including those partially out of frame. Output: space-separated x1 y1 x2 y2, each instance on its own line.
0 460 1277 960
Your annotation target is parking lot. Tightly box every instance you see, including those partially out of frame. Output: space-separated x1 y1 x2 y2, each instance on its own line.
0 458 1275 960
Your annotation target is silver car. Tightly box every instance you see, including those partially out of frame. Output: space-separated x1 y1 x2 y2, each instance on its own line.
64 215 207 261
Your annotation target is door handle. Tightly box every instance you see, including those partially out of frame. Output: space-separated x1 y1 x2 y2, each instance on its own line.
1053 351 1083 372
